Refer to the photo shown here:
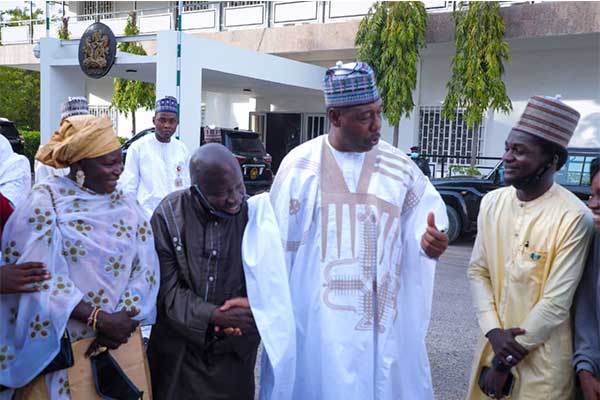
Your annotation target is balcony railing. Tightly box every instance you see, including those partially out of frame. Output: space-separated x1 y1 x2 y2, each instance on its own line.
0 1 535 46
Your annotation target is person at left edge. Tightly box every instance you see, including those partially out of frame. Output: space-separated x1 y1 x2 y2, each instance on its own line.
120 95 191 218
0 115 159 399
0 133 31 239
0 134 49 295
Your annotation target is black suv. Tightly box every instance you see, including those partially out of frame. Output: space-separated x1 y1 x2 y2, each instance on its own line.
0 118 25 154
432 147 599 243
121 127 273 195
201 127 273 195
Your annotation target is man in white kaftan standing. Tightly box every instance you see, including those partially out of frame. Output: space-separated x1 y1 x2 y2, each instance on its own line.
266 62 450 400
120 96 190 218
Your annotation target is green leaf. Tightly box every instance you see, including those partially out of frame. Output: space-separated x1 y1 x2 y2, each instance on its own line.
111 12 156 133
442 1 512 127
355 2 427 127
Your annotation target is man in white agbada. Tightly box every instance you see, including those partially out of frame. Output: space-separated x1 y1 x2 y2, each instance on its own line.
120 95 190 218
0 134 31 207
34 96 87 183
244 62 450 400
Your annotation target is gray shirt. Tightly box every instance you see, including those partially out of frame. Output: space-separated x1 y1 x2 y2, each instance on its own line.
573 231 600 376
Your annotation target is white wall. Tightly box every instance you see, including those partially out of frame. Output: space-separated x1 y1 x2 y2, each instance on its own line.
86 78 154 138
488 34 600 152
415 34 600 158
203 91 252 129
255 94 325 114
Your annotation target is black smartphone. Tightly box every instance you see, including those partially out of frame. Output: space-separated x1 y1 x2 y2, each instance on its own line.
91 351 143 400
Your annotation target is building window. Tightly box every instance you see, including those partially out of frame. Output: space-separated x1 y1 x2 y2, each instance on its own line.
79 1 113 19
305 114 328 142
89 105 118 133
418 106 485 165
223 1 265 8
183 1 212 11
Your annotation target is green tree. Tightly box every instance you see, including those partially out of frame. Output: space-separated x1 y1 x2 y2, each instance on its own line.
355 2 427 147
442 1 512 128
0 6 44 44
111 12 155 135
1 6 43 22
0 66 40 130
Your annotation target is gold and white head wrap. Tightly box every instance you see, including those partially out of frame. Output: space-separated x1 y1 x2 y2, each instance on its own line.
36 115 121 169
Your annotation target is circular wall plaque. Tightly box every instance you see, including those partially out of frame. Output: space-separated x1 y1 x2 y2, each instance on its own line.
78 22 117 79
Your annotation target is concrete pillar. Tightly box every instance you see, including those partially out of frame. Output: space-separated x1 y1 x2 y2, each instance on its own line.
156 31 203 151
40 37 86 144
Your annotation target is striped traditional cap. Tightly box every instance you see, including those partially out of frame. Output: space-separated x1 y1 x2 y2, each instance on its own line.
155 95 178 114
60 96 89 121
513 95 580 149
323 61 380 108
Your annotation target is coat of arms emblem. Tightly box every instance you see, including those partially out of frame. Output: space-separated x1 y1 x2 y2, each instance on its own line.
83 31 109 69
78 22 116 79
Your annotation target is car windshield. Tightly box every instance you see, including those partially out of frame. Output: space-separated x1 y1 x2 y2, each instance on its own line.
228 135 265 155
486 154 595 187
555 155 595 186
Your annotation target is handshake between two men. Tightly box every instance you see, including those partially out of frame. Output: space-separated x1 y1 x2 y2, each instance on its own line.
211 297 256 337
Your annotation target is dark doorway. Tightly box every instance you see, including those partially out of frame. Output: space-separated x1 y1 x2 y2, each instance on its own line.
266 113 302 173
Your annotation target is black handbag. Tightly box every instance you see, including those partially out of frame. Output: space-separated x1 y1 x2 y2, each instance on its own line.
91 351 143 400
41 330 74 375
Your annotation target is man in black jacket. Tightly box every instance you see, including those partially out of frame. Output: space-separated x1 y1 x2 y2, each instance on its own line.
147 144 259 400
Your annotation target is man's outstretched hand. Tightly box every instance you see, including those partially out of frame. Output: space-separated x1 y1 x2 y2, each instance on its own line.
421 212 449 258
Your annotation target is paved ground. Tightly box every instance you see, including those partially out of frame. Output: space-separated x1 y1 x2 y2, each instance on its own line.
427 237 479 400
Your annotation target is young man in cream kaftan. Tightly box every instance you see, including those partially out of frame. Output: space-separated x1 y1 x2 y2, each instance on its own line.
467 96 595 399
257 62 449 400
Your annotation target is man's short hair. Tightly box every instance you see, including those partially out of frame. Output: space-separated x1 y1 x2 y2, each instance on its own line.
591 157 600 181
530 134 568 171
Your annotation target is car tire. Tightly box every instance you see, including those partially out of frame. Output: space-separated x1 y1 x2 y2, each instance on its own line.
445 206 462 244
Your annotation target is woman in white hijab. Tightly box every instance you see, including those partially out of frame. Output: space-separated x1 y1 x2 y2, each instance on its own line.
0 134 31 208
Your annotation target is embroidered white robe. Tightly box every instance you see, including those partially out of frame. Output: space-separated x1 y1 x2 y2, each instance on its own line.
255 135 448 400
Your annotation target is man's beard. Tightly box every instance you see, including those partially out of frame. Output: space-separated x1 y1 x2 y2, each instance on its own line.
510 164 552 190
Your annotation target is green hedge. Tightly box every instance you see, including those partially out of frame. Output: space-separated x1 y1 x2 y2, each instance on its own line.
21 130 40 171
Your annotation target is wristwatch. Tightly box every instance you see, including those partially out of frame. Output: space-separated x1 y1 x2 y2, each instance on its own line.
492 357 512 373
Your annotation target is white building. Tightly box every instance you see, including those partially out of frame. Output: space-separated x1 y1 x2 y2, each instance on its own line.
1 1 599 174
